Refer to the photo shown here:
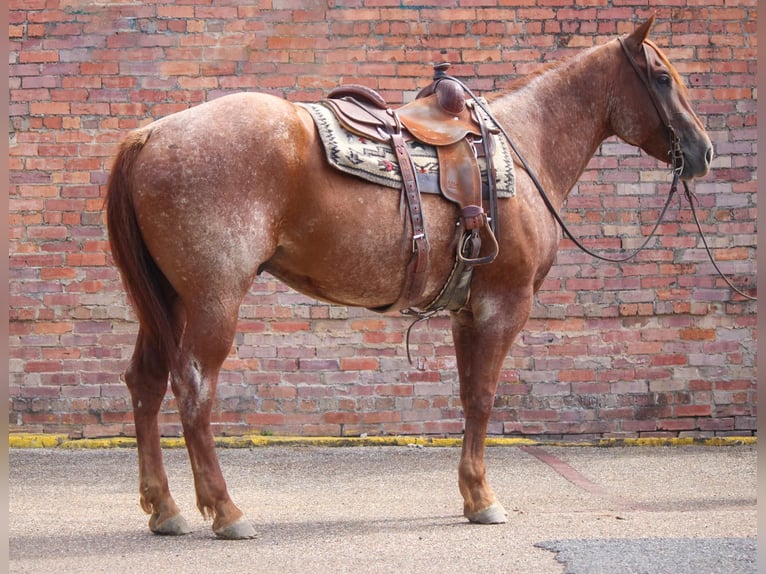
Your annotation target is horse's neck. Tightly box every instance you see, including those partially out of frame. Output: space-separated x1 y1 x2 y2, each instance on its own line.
492 44 614 207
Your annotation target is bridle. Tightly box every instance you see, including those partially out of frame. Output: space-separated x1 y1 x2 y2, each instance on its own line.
441 36 756 300
618 37 685 179
617 38 755 300
523 37 686 264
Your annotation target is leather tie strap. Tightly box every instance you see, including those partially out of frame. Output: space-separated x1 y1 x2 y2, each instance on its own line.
390 130 430 307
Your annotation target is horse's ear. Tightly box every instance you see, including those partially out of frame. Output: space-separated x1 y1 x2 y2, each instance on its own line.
623 15 655 52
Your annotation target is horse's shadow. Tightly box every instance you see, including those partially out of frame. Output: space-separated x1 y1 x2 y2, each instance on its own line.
10 513 473 561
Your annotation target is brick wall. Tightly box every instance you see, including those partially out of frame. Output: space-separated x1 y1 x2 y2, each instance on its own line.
9 0 757 440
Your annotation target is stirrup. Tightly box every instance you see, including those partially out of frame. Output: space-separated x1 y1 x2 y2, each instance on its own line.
457 216 499 266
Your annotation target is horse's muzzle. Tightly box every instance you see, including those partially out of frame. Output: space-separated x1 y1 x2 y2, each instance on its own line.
682 142 714 180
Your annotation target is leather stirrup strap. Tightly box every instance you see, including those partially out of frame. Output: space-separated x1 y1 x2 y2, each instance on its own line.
390 131 430 308
475 104 499 236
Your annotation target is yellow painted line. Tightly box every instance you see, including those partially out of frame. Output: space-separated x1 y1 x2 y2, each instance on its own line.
60 437 139 449
8 432 756 449
8 433 69 448
596 436 760 447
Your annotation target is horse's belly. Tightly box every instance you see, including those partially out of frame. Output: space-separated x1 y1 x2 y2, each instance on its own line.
263 193 460 310
265 260 403 310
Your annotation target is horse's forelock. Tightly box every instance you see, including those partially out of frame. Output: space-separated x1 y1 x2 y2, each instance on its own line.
644 39 688 97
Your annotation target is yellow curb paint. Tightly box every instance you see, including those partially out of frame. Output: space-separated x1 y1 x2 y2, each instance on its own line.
8 433 68 448
60 437 138 449
596 436 758 448
161 437 187 449
9 432 756 449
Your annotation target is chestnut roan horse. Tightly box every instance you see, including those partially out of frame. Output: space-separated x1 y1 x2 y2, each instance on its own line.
106 19 712 538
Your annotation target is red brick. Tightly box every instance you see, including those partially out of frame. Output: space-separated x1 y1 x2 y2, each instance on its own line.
29 102 70 115
340 358 379 371
271 321 310 333
159 61 199 76
679 328 716 341
26 361 62 373
713 380 753 391
244 413 286 426
256 385 297 399
374 384 413 397
157 5 195 18
362 411 401 424
32 321 73 334
675 404 712 417
657 418 697 431
699 418 735 431
323 412 361 424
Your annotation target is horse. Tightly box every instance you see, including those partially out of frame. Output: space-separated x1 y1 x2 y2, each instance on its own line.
105 17 713 539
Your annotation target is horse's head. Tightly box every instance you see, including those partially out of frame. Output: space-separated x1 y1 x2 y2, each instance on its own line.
610 17 713 180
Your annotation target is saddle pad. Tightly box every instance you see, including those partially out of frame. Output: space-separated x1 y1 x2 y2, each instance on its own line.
299 101 515 199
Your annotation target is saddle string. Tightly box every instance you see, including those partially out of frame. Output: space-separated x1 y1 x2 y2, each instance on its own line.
404 313 432 365
402 227 484 364
473 101 500 236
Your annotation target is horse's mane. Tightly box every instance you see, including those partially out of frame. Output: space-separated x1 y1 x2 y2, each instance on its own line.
484 38 687 102
506 62 561 91
482 43 598 103
483 62 560 102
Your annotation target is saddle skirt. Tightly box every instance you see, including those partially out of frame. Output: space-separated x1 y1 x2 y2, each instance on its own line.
299 100 515 200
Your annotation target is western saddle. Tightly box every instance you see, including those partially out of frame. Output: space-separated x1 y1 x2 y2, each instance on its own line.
323 63 501 315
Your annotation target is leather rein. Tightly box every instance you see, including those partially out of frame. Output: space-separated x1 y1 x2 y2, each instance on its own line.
442 37 755 301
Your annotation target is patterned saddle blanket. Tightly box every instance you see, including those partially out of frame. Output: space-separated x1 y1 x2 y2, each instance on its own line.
300 101 515 199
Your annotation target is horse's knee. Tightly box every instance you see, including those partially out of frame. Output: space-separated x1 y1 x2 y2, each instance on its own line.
461 390 496 420
459 456 487 484
170 353 227 427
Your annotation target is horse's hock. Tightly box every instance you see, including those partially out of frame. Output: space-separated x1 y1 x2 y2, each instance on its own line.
10 8 755 442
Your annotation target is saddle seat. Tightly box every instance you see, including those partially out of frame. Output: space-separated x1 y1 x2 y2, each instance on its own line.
325 88 481 147
325 76 485 213
399 94 480 146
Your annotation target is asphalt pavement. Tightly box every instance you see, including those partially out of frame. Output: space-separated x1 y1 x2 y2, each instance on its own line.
9 441 757 573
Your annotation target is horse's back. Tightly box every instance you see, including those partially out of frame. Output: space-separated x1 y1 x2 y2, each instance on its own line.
135 92 315 188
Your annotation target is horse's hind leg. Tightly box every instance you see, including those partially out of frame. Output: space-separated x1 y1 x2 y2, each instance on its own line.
171 302 256 539
125 328 191 535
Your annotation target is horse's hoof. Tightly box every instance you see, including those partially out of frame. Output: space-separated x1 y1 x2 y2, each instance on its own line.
214 516 257 540
466 502 508 524
150 512 192 535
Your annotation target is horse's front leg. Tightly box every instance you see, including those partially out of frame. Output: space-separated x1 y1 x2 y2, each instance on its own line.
451 292 531 523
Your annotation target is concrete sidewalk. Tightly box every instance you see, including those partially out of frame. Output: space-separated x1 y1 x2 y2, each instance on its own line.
9 440 757 573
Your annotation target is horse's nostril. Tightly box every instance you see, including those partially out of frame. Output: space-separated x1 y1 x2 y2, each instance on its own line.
705 146 714 165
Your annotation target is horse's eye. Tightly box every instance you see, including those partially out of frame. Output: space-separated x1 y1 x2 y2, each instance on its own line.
656 74 672 87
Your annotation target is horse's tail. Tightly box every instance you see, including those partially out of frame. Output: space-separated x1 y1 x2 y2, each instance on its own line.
106 129 178 371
